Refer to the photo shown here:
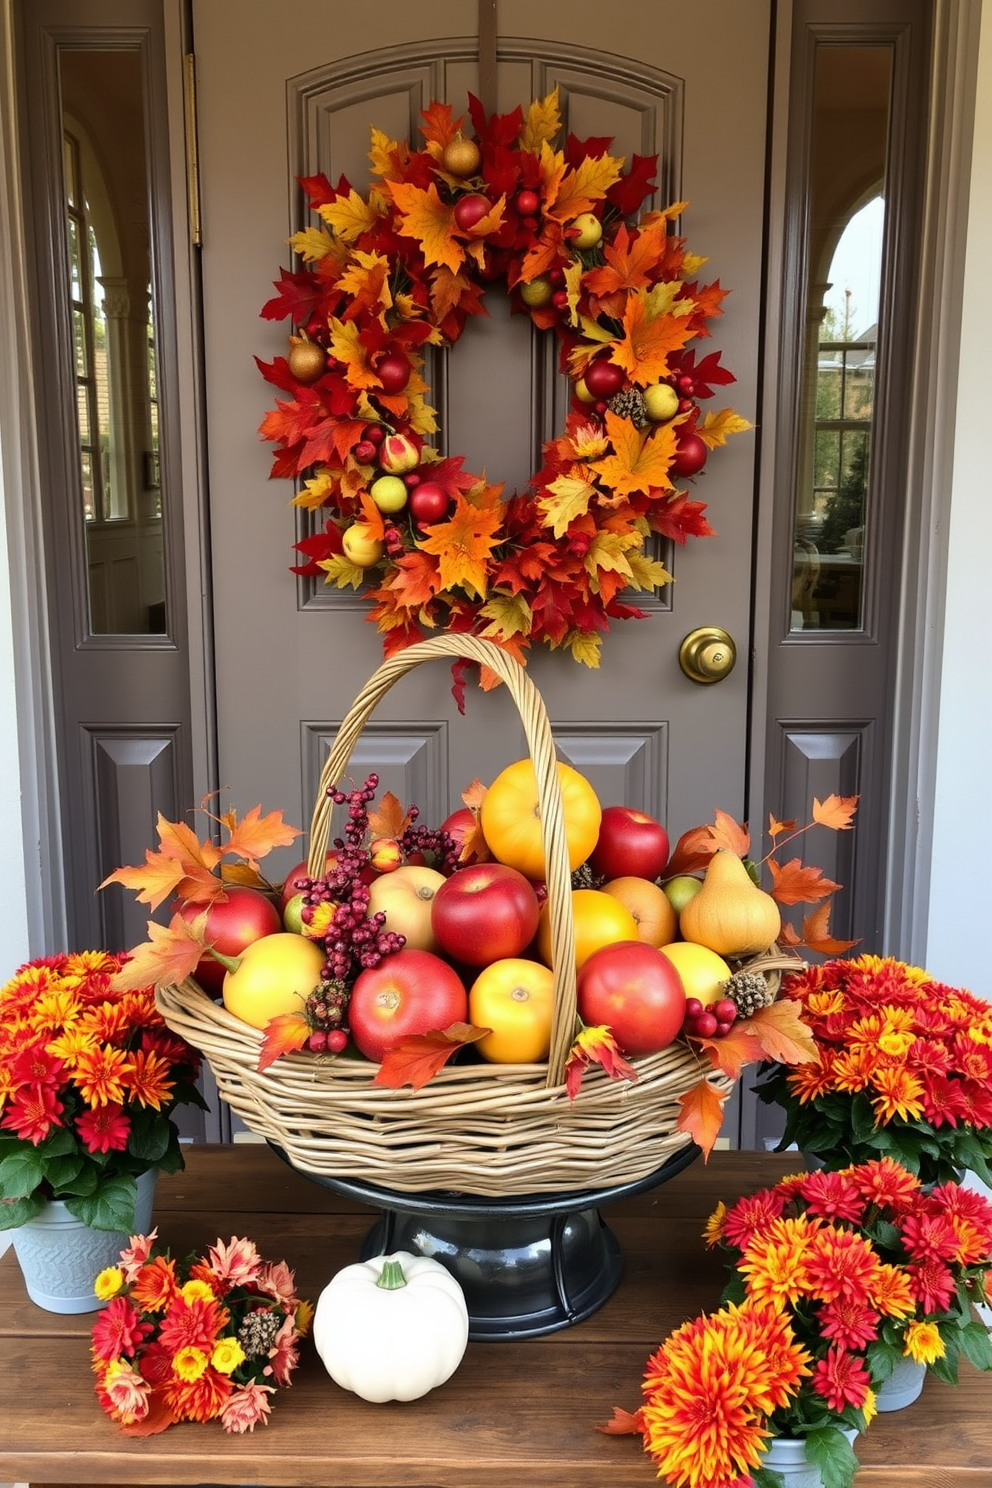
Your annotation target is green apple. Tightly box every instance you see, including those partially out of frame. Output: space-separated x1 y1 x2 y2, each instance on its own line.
520 275 553 307
369 475 409 513
643 383 680 422
663 874 703 917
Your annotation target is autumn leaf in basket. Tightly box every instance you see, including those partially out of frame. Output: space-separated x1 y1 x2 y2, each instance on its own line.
100 799 302 995
372 1023 492 1091
563 1025 638 1099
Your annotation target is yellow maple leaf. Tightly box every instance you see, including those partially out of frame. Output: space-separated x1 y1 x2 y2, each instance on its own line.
328 318 381 388
416 492 504 600
318 553 367 589
566 319 618 376
369 127 401 179
627 550 673 592
698 408 753 448
585 530 638 594
335 250 393 326
596 412 678 497
683 251 709 275
519 88 562 154
613 291 696 386
537 139 567 213
291 468 337 511
562 630 602 668
478 591 533 641
318 189 380 243
387 180 463 274
289 225 338 263
645 280 693 320
547 151 624 222
537 474 597 537
563 258 583 326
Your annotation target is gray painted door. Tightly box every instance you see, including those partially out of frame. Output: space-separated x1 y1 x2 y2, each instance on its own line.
191 2 770 880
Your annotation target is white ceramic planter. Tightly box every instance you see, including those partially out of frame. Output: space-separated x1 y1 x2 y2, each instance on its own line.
10 1169 157 1314
761 1428 858 1488
875 1353 926 1411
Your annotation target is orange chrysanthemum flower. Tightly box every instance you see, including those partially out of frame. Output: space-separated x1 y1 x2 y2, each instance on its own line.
164 1367 232 1423
738 1216 819 1308
121 1047 175 1110
869 1064 925 1123
870 1263 917 1320
805 1226 883 1306
131 1255 180 1313
70 1044 129 1107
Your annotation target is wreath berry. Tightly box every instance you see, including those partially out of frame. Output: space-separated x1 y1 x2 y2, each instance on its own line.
257 89 749 692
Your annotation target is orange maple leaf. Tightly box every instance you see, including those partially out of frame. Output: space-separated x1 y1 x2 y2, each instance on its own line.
800 902 860 956
709 810 751 857
676 1077 728 1160
156 814 222 870
419 99 462 150
100 852 192 912
583 220 670 300
109 914 207 993
257 1012 311 1073
219 863 272 891
383 549 442 611
373 1023 491 1091
812 794 859 830
416 492 504 600
461 778 487 811
663 825 718 878
596 413 677 498
744 999 820 1066
767 857 841 905
387 180 463 274
767 814 797 839
696 1023 766 1079
612 293 695 386
222 805 301 869
367 790 414 840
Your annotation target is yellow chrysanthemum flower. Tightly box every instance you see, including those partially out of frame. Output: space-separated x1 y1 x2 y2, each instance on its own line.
172 1345 208 1382
94 1266 125 1301
210 1336 247 1374
181 1279 216 1305
903 1320 945 1365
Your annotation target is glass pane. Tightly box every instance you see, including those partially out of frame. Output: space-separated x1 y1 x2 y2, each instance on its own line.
60 50 168 634
790 47 891 633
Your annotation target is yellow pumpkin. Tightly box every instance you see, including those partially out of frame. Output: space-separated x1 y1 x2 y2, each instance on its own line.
480 760 601 881
678 849 781 957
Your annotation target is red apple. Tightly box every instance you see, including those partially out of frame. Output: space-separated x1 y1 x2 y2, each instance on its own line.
453 193 492 231
374 352 410 394
583 357 625 400
515 188 540 216
589 806 670 883
348 949 468 1062
431 863 541 967
176 886 282 995
576 940 685 1056
409 481 451 526
670 432 709 479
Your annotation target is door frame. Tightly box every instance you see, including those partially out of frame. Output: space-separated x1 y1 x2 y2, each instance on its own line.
0 0 977 979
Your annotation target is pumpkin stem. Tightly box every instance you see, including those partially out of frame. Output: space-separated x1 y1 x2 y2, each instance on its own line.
376 1258 408 1290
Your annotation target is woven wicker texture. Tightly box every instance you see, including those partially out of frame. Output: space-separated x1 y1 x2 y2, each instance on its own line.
157 634 789 1197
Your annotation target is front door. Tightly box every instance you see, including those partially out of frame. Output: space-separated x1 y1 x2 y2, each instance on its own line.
190 0 771 872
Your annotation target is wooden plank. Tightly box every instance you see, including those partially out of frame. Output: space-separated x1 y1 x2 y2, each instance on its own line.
3 1145 990 1487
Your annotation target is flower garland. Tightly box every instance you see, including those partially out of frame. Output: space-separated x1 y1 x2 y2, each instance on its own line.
91 1231 312 1434
257 89 749 679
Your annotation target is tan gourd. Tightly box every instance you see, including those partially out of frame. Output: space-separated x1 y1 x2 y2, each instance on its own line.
678 848 781 957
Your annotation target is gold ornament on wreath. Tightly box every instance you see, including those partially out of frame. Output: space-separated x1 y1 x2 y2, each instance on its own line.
257 89 751 699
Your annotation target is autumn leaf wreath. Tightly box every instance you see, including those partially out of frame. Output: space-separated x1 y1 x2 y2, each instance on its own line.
257 89 750 694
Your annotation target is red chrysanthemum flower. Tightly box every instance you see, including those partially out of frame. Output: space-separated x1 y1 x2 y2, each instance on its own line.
9 1042 66 1088
899 1211 961 1264
805 1226 883 1305
907 1257 956 1314
796 1169 866 1224
851 1156 921 1211
157 1295 229 1356
817 1296 880 1351
75 1100 131 1154
812 1343 871 1412
0 1082 64 1143
719 1189 789 1248
91 1296 154 1362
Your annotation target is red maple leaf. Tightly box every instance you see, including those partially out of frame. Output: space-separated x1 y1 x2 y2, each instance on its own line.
373 1023 491 1091
257 1012 311 1073
259 267 324 325
606 153 659 217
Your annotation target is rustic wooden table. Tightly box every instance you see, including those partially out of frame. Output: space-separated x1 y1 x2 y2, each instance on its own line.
1 1145 989 1487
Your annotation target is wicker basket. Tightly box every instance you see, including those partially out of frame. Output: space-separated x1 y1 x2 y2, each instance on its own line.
157 634 794 1197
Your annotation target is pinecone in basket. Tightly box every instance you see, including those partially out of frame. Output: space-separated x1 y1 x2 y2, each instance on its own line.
723 970 775 1019
571 861 604 890
606 386 650 427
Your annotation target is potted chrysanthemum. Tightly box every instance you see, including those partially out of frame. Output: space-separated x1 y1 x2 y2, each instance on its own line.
708 1159 992 1420
0 950 206 1312
755 954 992 1186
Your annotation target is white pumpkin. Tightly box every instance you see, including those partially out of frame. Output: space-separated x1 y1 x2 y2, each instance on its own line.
312 1249 469 1402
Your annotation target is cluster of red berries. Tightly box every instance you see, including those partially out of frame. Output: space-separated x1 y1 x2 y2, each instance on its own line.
682 996 738 1041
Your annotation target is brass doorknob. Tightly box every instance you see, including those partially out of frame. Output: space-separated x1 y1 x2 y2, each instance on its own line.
678 627 737 685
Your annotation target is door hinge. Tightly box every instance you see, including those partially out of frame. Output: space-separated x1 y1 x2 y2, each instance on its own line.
182 52 202 247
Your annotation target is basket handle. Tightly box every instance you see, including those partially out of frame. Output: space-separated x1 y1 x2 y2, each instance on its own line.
306 634 578 1087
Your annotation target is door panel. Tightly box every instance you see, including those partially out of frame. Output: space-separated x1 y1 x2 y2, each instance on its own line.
191 2 770 881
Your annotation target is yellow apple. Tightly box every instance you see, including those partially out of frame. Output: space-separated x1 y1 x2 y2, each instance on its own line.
369 475 408 513
643 383 680 422
571 212 603 249
601 876 678 949
341 523 384 567
520 275 553 307
368 864 447 951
